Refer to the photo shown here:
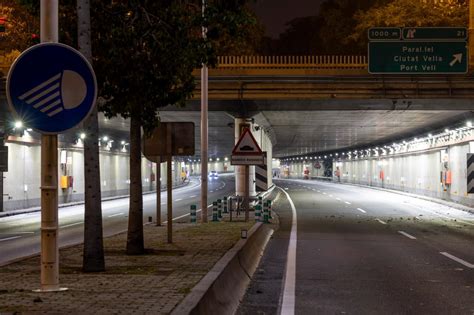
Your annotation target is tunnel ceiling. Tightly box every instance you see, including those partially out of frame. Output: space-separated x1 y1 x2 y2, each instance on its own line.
99 110 473 159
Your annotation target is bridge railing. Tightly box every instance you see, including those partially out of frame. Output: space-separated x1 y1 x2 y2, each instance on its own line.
216 55 368 70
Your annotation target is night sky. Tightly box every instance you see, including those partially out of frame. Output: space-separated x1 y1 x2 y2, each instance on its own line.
251 0 324 38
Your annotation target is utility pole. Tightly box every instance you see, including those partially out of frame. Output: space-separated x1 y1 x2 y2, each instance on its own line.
201 0 208 223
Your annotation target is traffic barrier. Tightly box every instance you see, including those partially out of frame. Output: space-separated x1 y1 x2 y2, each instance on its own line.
190 205 197 223
267 200 273 219
223 196 228 213
263 202 269 223
212 202 219 222
255 205 261 222
217 199 223 219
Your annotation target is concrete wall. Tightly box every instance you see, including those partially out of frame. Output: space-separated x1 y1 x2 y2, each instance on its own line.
3 142 181 211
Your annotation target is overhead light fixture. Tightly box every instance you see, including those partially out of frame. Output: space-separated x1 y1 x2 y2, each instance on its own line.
467 121 473 128
80 133 86 139
102 136 109 141
14 121 23 129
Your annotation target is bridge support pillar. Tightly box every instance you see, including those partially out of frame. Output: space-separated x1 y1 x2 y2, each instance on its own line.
234 118 256 198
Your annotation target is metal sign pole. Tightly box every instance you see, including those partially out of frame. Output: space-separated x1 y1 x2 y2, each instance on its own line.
167 157 172 243
37 0 66 292
156 159 161 226
470 0 474 70
244 165 249 222
167 124 173 243
201 0 208 223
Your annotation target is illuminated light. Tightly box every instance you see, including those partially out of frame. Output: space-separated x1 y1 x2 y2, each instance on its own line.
209 158 213 162
102 136 109 141
26 128 32 132
216 158 220 162
14 121 23 129
428 133 432 138
225 157 228 161
80 133 86 139
445 128 449 133
414 138 418 141
121 140 126 145
467 121 473 128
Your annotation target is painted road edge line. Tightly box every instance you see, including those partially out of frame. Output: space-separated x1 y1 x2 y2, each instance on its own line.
60 222 83 228
440 252 474 268
356 208 367 214
398 231 417 240
375 218 387 225
278 186 297 315
0 236 22 242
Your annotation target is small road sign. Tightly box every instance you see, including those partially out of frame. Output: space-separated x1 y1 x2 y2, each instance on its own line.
368 27 468 75
231 128 264 165
6 43 97 134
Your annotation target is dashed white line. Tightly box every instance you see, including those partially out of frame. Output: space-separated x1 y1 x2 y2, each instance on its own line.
61 222 83 228
323 192 327 195
398 231 417 240
344 201 351 205
108 213 123 218
440 252 474 268
356 208 367 214
175 198 183 202
336 198 341 201
317 190 321 193
329 194 333 198
189 195 197 198
375 218 387 225
0 236 22 242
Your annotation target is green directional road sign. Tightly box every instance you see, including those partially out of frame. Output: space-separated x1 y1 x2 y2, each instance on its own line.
369 41 468 74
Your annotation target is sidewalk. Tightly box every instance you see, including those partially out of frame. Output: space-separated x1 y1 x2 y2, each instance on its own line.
0 218 253 314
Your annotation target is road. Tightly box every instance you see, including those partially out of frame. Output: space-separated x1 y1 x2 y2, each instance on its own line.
239 179 474 314
0 175 235 266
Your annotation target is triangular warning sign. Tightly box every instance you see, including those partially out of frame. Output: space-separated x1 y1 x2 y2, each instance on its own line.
232 128 262 155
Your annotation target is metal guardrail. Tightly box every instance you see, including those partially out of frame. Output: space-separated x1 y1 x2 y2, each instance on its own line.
1 55 368 73
216 55 368 70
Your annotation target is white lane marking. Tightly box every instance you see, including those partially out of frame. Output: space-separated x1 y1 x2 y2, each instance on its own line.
278 186 297 315
210 191 214 193
317 190 321 193
356 208 367 214
0 236 22 242
344 201 351 205
108 213 123 218
322 192 327 195
175 198 183 202
329 194 333 197
284 188 289 190
189 195 197 198
61 222 83 228
375 218 387 225
398 231 417 240
0 232 35 234
336 198 341 201
440 252 474 268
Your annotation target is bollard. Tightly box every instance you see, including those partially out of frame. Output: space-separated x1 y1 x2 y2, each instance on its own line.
223 196 228 213
212 201 219 222
263 201 269 223
217 199 222 219
255 205 261 222
267 200 273 219
190 205 197 223
148 216 152 223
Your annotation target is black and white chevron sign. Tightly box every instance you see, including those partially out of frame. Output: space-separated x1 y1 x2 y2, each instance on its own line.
467 154 474 194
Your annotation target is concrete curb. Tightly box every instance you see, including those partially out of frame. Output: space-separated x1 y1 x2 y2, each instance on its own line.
171 222 274 315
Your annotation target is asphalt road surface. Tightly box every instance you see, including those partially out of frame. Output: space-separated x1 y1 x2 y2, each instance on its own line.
0 175 235 266
239 179 474 315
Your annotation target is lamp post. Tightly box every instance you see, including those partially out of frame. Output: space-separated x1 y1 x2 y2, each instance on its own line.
201 0 208 223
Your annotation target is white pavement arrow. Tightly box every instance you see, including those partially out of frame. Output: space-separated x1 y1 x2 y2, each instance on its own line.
450 53 463 67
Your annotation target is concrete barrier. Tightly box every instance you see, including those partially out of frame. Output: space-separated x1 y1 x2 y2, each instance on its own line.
171 222 273 315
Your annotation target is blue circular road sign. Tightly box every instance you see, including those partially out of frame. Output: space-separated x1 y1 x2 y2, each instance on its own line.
6 43 97 134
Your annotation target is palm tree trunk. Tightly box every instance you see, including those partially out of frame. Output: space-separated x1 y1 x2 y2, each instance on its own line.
126 115 144 255
78 0 105 272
